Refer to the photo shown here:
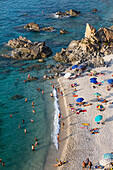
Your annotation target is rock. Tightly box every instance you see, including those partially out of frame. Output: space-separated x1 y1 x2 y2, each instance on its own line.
66 9 80 16
46 64 54 69
41 26 55 31
85 23 96 39
2 37 52 60
50 63 68 73
11 94 24 100
95 27 113 43
27 76 38 81
1 54 12 58
55 11 69 18
60 29 69 34
92 9 98 13
24 22 40 31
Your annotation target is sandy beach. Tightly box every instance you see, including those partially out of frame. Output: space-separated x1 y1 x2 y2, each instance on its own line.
56 54 113 170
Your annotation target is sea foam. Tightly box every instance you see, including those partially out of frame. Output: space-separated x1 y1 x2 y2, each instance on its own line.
52 88 60 150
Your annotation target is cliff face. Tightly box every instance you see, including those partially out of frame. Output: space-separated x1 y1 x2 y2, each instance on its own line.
53 23 113 67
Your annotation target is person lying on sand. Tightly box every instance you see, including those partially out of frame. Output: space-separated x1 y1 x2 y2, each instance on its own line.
53 160 67 167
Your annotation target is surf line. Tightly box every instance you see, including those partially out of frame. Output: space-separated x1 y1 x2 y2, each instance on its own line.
52 88 61 150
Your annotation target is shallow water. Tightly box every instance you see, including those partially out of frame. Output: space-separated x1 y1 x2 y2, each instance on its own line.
1 0 113 169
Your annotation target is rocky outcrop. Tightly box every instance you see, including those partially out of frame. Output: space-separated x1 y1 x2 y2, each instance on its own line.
55 9 80 18
24 22 55 32
24 22 40 31
60 29 69 34
53 23 113 67
2 36 52 60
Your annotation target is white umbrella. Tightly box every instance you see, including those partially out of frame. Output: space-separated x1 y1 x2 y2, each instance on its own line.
99 158 112 166
64 73 71 79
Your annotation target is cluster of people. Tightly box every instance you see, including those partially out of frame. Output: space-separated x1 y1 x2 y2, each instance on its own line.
0 159 5 167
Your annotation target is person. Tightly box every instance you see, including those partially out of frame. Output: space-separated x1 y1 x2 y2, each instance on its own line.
53 160 63 167
19 124 21 128
84 158 89 167
2 162 5 166
52 84 54 89
35 141 38 146
58 113 61 119
0 159 2 164
24 129 27 134
57 88 60 94
37 88 41 91
62 122 65 129
57 134 60 143
32 102 34 106
32 109 35 114
25 98 27 102
32 144 35 151
10 114 12 117
88 161 92 169
22 119 25 123
82 161 86 169
27 73 30 79
43 74 47 78
60 91 63 97
34 137 37 141
50 92 53 97
31 119 33 123
42 90 44 94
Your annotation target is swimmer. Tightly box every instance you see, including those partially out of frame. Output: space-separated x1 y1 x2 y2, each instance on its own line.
0 159 2 163
33 109 35 114
37 88 41 91
57 88 60 94
62 122 65 129
2 162 5 166
35 141 38 146
34 137 38 141
32 101 34 106
42 90 44 94
50 81 53 85
19 124 21 128
50 92 53 97
57 134 60 143
22 119 25 123
24 129 27 134
43 74 47 78
10 114 12 117
52 84 54 89
60 91 63 97
27 73 30 79
25 98 27 102
32 144 35 151
31 119 33 123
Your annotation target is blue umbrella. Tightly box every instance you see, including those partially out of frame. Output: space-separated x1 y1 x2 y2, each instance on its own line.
90 77 97 81
71 65 78 69
77 65 84 70
103 153 113 159
107 79 113 84
95 115 103 122
76 97 84 103
90 79 97 84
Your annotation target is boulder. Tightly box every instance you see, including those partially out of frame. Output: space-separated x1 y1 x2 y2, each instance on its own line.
60 29 69 34
41 26 55 31
38 58 45 62
85 23 96 39
66 9 80 16
95 27 113 43
24 22 40 31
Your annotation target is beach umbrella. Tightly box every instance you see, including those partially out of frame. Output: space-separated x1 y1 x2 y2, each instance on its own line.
94 92 101 96
71 65 78 69
97 104 104 109
95 115 103 122
90 77 97 81
90 79 98 84
107 79 113 84
77 65 84 70
64 73 71 79
103 153 113 159
76 97 84 103
99 158 112 166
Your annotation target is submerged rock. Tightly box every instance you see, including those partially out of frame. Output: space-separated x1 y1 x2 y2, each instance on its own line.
11 94 24 100
24 22 40 31
55 9 80 18
60 29 69 34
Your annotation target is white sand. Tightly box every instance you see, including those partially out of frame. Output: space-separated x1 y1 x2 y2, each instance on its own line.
57 55 113 170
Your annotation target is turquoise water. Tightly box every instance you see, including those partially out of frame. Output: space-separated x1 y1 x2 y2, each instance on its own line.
1 0 113 169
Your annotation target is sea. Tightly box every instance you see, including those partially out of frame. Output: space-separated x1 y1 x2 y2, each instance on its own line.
0 0 113 169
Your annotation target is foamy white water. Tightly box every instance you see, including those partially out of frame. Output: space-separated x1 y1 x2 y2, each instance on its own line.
52 88 61 150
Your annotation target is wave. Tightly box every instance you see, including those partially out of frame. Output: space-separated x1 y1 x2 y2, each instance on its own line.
52 88 60 150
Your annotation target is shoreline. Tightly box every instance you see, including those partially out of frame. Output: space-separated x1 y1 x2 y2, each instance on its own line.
55 54 113 170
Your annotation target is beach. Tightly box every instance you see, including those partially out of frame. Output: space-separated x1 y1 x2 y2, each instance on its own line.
56 55 113 170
